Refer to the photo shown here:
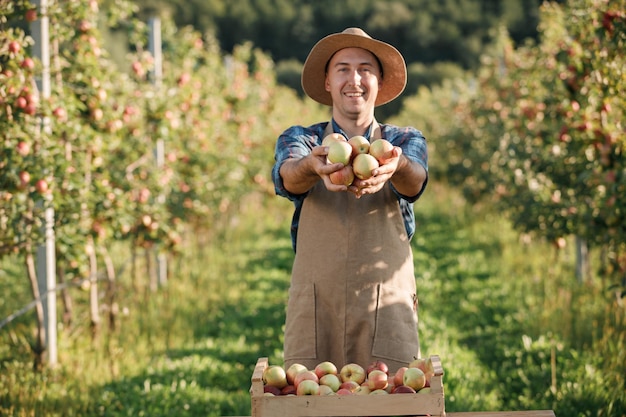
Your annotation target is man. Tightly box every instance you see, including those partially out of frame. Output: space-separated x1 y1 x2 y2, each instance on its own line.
272 28 429 373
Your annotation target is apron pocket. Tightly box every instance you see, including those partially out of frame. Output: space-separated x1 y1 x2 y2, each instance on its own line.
371 283 419 363
284 283 317 360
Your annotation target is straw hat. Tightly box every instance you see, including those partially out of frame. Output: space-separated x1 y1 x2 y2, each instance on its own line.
301 27 407 107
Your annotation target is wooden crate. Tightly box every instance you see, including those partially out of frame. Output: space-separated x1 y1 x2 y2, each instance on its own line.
250 355 446 417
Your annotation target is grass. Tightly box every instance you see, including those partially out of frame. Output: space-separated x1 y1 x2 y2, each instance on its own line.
1 184 624 416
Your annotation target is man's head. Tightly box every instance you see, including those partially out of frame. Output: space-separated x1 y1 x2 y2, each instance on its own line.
301 28 407 107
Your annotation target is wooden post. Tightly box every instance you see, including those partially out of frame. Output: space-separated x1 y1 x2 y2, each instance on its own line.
32 0 57 366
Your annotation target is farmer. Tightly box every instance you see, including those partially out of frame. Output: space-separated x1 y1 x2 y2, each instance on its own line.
272 28 429 373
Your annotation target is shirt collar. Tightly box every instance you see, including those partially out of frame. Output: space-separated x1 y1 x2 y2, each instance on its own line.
331 118 375 140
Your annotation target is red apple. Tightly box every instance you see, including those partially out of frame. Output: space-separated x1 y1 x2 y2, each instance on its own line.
352 153 379 180
263 385 281 396
280 384 297 396
319 373 341 392
293 370 318 388
35 179 49 194
366 360 389 376
369 138 394 164
338 380 360 392
18 171 30 189
348 135 370 156
25 9 38 22
286 363 307 385
296 379 320 395
403 367 426 391
314 361 338 379
392 385 416 394
329 165 354 186
367 369 388 391
21 58 35 70
262 365 288 389
339 363 366 385
327 140 353 165
8 41 20 54
393 366 408 387
336 388 354 396
16 141 30 156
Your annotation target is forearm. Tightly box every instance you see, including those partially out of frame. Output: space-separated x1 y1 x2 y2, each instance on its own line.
391 154 427 198
280 156 321 195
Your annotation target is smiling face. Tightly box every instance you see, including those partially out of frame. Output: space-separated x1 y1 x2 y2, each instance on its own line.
324 47 382 123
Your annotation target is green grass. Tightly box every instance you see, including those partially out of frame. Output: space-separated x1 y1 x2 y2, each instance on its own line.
1 185 624 416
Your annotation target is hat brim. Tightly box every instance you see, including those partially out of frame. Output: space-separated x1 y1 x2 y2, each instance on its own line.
301 30 407 107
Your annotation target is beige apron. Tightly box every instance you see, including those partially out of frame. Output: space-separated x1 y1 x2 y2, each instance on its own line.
283 124 420 373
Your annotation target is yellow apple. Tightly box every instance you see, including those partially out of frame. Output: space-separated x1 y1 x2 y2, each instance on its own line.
352 153 379 180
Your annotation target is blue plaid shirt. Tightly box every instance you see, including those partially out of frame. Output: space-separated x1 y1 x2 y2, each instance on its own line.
272 121 429 251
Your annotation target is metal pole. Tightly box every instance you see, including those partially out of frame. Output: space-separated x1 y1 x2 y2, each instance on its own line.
148 15 167 286
32 0 57 366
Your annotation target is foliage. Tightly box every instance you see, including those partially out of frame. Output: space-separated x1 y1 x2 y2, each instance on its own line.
393 0 626 281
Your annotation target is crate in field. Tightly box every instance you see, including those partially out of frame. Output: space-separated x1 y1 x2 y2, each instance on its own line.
250 355 446 417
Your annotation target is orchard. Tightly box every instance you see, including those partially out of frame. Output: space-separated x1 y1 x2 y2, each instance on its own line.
0 0 328 365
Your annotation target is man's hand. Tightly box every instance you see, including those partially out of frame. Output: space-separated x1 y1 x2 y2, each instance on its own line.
280 146 348 195
348 146 403 198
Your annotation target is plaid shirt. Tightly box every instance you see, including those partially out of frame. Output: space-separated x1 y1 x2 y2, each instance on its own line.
272 121 429 251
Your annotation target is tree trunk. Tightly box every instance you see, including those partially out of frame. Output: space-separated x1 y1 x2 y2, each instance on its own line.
100 244 118 332
25 247 46 369
56 266 74 329
86 237 100 341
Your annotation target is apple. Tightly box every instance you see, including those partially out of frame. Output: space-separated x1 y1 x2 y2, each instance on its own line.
281 384 297 396
338 380 360 392
352 153 379 180
366 360 389 376
336 388 354 396
319 373 341 392
318 384 335 395
25 9 38 22
322 132 346 146
370 389 389 395
293 370 318 388
329 165 354 186
314 361 338 379
8 41 20 54
367 370 388 391
348 135 370 156
296 379 320 395
35 179 49 194
354 385 371 395
21 58 35 70
262 365 288 389
286 363 307 385
393 366 408 387
339 363 366 385
369 138 394 164
16 141 30 156
403 367 426 391
18 171 31 189
327 140 353 165
263 385 281 396
417 387 432 394
392 385 416 394
409 357 435 382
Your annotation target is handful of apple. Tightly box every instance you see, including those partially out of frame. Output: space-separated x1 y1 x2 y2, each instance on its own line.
323 133 395 186
261 357 436 397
